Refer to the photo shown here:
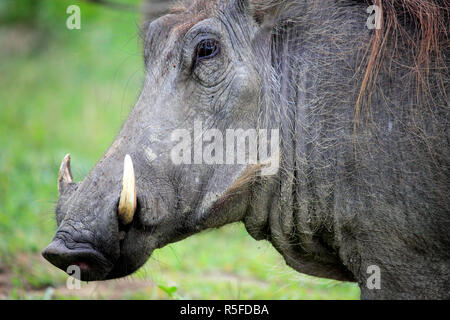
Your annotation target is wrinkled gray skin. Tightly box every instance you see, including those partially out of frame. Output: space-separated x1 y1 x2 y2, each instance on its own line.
43 0 450 299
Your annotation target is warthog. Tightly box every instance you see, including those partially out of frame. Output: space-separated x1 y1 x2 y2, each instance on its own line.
43 0 449 299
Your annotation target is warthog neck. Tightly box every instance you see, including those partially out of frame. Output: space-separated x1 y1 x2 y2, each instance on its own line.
242 173 355 282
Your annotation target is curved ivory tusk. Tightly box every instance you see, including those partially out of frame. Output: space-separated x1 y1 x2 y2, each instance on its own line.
58 154 73 195
118 154 136 225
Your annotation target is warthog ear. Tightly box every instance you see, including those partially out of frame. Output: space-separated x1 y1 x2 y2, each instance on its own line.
250 0 286 25
231 0 285 26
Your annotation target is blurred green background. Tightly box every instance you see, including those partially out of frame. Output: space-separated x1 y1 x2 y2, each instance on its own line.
0 0 359 299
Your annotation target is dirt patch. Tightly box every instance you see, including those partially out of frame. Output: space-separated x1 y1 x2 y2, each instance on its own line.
1 252 271 299
0 264 13 299
29 278 156 300
0 252 158 300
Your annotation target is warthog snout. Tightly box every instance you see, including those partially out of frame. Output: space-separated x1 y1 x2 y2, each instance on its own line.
42 238 113 281
42 154 139 281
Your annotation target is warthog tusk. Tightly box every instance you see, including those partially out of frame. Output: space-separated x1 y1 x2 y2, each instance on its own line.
118 154 136 225
58 154 73 195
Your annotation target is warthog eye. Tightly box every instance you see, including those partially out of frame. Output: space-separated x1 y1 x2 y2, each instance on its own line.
195 39 220 64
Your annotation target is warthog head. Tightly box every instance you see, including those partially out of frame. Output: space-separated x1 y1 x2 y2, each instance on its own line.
42 0 278 281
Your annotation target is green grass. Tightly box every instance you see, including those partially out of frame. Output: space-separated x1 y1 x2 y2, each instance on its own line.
0 0 359 300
